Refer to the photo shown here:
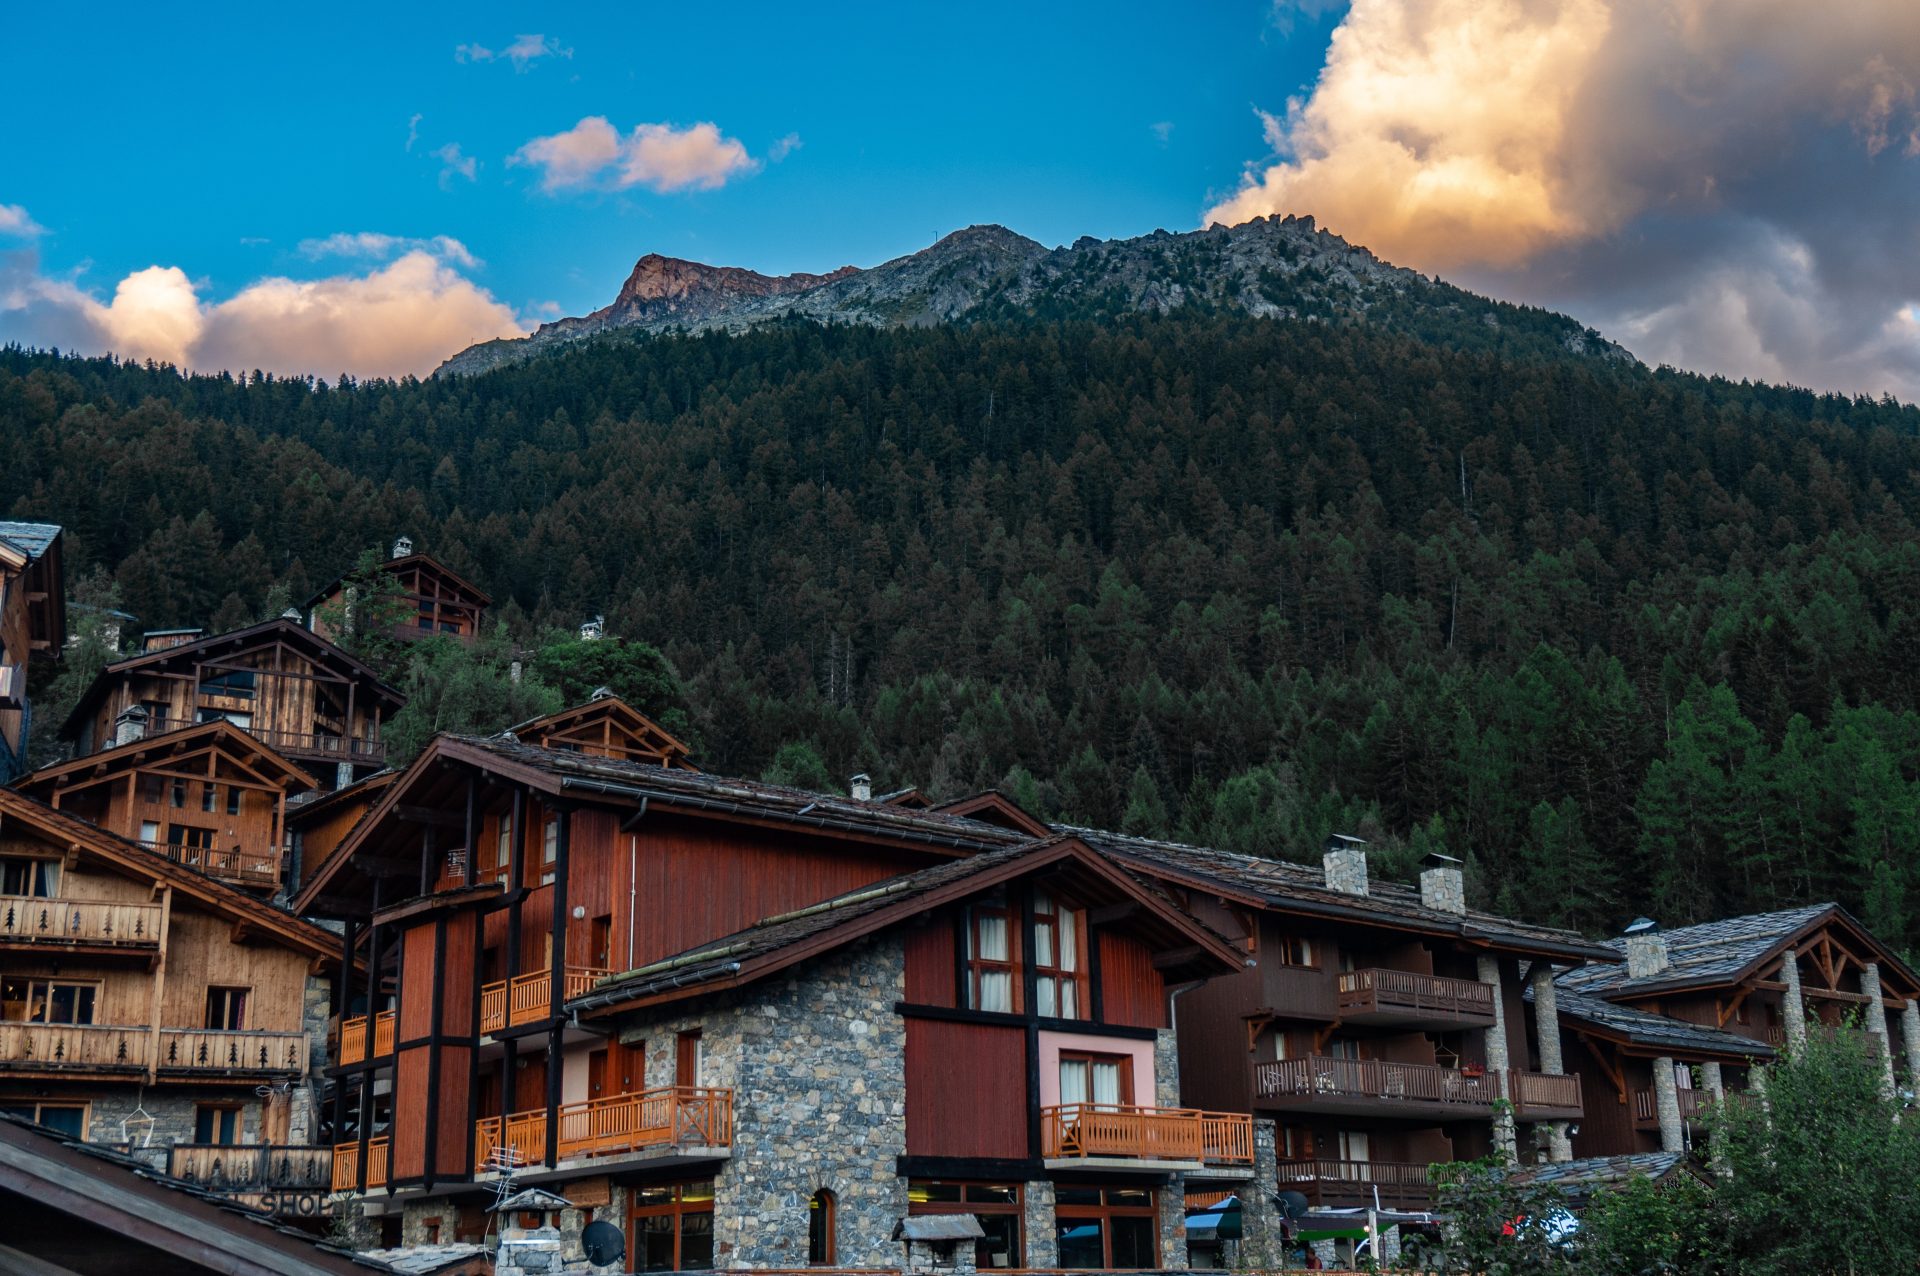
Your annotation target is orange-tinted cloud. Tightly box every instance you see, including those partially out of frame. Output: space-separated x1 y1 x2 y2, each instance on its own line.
512 117 758 193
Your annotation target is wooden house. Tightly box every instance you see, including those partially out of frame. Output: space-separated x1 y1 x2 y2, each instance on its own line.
0 787 342 1221
0 520 65 783
1073 834 1617 1210
59 619 404 790
15 720 314 895
508 692 697 768
305 541 491 646
1553 906 1920 1158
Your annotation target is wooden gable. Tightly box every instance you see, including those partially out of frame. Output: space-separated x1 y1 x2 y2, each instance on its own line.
516 694 696 768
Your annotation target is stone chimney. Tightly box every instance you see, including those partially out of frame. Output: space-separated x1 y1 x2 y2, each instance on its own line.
1419 852 1467 914
113 704 150 747
390 535 413 560
1322 834 1369 896
1624 918 1670 979
850 773 873 802
579 614 605 641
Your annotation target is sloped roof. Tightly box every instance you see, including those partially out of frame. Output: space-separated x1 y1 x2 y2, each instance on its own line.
1065 825 1617 962
1509 1151 1708 1203
569 836 1246 1015
1545 987 1774 1059
0 1110 394 1273
0 520 61 563
1555 904 1880 997
302 553 492 610
15 717 316 797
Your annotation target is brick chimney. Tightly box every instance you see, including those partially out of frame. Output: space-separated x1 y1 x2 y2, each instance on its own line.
113 704 150 747
1322 834 1369 896
1624 918 1669 979
1419 852 1467 914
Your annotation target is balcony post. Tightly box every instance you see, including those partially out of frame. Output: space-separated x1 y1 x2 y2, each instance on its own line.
1781 950 1807 1048
145 883 172 1083
1903 1001 1920 1097
1476 954 1518 1163
1527 964 1573 1162
1862 962 1897 1099
1651 1057 1684 1153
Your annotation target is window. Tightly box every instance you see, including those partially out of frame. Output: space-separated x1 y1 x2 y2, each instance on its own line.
200 668 257 700
494 820 512 876
139 821 161 848
0 1101 87 1138
201 783 218 813
2 979 98 1024
1333 1129 1369 1164
206 986 249 1030
629 1181 715 1271
0 857 57 897
807 1190 835 1266
1055 1186 1157 1269
965 893 1019 1013
540 814 559 885
1033 889 1088 1019
226 786 242 816
195 1104 242 1145
1059 1053 1131 1108
137 774 165 805
1275 934 1315 967
592 915 613 970
170 779 187 809
908 1182 1022 1268
675 1030 704 1088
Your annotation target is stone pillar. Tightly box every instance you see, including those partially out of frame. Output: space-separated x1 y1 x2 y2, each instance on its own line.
495 1221 565 1276
1157 1175 1188 1270
1701 1060 1725 1101
1528 964 1573 1162
1478 954 1518 1163
1238 1119 1285 1269
1863 962 1898 1098
1903 1001 1920 1096
1022 1179 1058 1269
1781 950 1807 1048
1652 1057 1685 1153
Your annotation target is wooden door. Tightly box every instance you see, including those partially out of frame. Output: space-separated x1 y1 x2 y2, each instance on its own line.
588 1048 609 1100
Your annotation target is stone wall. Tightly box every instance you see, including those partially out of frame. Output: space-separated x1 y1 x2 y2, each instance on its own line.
617 934 909 1269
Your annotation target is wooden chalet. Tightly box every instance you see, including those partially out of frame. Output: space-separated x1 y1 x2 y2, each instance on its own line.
508 691 698 768
1073 833 1618 1211
60 618 404 790
1553 905 1920 1158
0 788 342 1220
305 541 491 646
0 520 65 783
15 720 314 895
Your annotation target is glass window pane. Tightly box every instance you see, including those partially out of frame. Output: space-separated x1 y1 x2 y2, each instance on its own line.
37 1105 85 1137
1092 1061 1122 1106
967 1184 1018 1204
1059 980 1078 1019
914 1182 963 1203
1110 1215 1157 1268
679 1210 714 1269
977 1213 1020 1268
1056 1219 1105 1269
976 914 1008 961
1059 908 1077 971
1055 1187 1101 1205
979 971 1013 1013
1036 922 1054 967
1059 1061 1088 1105
1037 978 1057 1018
640 1216 676 1271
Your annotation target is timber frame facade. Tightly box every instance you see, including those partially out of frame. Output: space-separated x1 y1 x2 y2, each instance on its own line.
0 520 65 783
306 550 492 646
60 619 404 789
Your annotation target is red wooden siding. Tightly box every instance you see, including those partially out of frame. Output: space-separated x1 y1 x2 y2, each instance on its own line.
391 1047 431 1181
1097 931 1168 1029
437 1043 473 1175
903 919 957 1008
905 1018 1027 1159
439 914 478 1038
399 923 437 1041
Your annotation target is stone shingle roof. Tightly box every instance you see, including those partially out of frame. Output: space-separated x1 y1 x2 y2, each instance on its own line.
1062 825 1617 961
1509 1151 1706 1203
1544 987 1774 1058
0 520 61 561
1556 904 1836 996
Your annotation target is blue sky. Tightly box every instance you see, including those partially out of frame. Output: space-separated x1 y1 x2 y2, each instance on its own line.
5 3 1335 325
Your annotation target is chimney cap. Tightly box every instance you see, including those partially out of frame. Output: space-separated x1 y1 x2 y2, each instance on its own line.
116 704 150 721
1624 917 1660 936
1420 852 1463 869
1325 833 1367 851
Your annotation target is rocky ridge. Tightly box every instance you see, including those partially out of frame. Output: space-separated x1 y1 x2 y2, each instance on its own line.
438 217 1628 376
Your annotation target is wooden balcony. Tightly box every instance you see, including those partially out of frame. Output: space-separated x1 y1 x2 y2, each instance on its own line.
1632 1087 1709 1130
157 1027 309 1076
1041 1104 1254 1167
1256 1057 1583 1122
1277 1159 1435 1209
148 714 387 766
1336 968 1496 1029
479 966 612 1034
0 1024 307 1077
474 1085 733 1172
150 843 279 889
335 1010 394 1065
330 1136 389 1193
1508 1068 1584 1121
0 894 162 952
168 1144 332 1211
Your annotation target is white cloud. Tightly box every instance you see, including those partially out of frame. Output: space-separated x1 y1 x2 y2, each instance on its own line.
1150 121 1174 145
769 132 803 162
297 233 480 270
433 143 479 186
1208 0 1920 399
0 248 522 379
511 117 757 193
406 113 422 152
454 42 493 63
456 34 571 70
0 204 47 239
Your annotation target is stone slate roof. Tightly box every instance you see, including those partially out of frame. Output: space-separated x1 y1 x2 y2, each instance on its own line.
0 519 61 561
1543 987 1775 1059
1062 825 1617 961
1509 1151 1708 1204
1557 904 1836 996
464 734 1028 853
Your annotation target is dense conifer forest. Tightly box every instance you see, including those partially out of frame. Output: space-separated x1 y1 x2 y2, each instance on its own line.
7 315 1920 951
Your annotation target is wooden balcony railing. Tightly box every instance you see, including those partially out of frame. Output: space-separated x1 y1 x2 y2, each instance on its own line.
1337 968 1495 1021
150 843 279 887
1632 1087 1708 1127
0 1022 149 1071
1041 1104 1254 1164
0 895 162 948
1278 1159 1436 1207
1508 1068 1584 1119
373 1009 395 1057
330 1136 390 1192
158 1028 308 1075
336 1010 394 1066
146 714 387 764
475 1085 734 1171
479 966 612 1034
168 1144 333 1195
1256 1056 1499 1109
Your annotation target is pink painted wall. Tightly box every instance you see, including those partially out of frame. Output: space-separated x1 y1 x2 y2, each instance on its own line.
1037 1030 1157 1106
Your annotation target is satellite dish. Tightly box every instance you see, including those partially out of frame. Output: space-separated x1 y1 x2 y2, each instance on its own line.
582 1219 626 1268
1276 1189 1310 1222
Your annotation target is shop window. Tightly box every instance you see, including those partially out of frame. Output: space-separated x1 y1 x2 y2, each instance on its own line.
195 1104 243 1145
964 892 1019 1013
908 1181 1022 1268
1055 1186 1157 1269
1033 889 1088 1019
629 1181 715 1271
808 1190 836 1266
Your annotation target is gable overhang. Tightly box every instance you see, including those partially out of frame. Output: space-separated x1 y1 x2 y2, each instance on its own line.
1611 906 1920 1008
16 719 315 799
